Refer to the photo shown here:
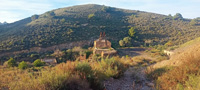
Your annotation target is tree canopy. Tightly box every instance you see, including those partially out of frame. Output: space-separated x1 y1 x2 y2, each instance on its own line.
119 40 125 47
18 61 28 69
173 13 183 20
33 59 45 67
7 58 17 67
128 27 136 37
123 37 132 46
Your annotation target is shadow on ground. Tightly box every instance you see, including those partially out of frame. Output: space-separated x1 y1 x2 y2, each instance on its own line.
117 47 146 57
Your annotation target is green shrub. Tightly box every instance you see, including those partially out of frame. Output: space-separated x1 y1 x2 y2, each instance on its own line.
7 58 17 67
18 61 28 69
33 59 45 67
75 62 104 90
184 74 200 90
147 67 171 80
75 62 93 76
97 57 127 78
85 51 92 59
88 14 95 19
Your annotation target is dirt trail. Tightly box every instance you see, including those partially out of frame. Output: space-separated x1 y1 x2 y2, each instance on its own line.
104 47 155 90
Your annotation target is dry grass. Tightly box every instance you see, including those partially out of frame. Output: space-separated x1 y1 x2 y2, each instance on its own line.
156 59 200 90
0 56 129 90
147 42 200 90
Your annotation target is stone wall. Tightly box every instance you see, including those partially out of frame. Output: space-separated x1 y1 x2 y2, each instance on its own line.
94 39 111 49
163 50 174 56
93 48 117 57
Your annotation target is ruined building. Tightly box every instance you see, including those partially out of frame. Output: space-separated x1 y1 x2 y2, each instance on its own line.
94 32 111 49
93 32 117 57
41 58 57 65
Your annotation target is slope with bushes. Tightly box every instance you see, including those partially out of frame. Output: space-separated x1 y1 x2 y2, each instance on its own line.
0 4 200 54
147 39 200 90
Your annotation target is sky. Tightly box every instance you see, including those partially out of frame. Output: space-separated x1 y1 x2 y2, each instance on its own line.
0 0 199 23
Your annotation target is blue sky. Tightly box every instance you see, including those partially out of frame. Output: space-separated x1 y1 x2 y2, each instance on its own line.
0 0 199 23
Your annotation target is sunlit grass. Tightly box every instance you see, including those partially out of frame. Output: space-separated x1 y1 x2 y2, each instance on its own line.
0 56 130 90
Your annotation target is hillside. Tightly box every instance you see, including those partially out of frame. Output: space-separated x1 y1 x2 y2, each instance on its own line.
148 38 200 89
0 22 7 25
0 4 200 53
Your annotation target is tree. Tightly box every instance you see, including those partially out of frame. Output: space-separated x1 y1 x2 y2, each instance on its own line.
60 18 66 23
31 14 39 21
128 27 136 37
18 61 28 69
168 14 172 17
7 58 17 67
165 40 173 47
101 6 111 12
123 37 132 46
88 14 95 19
173 13 183 20
119 40 125 47
168 14 173 19
48 11 55 16
67 29 73 35
33 59 45 67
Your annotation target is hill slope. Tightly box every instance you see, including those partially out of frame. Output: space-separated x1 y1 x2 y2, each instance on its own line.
0 4 200 53
149 37 200 90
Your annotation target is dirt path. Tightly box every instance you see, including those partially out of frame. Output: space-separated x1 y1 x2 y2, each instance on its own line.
104 47 155 90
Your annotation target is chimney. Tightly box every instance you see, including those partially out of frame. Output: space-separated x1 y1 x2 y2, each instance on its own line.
103 32 105 37
99 32 102 39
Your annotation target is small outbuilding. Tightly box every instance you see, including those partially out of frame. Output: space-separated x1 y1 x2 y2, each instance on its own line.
41 58 57 65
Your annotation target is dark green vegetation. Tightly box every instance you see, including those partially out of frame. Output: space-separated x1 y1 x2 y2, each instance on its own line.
6 58 17 67
33 59 45 67
18 61 28 69
0 4 200 54
0 22 7 25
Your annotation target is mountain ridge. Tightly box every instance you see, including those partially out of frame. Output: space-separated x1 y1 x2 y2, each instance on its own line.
0 4 199 53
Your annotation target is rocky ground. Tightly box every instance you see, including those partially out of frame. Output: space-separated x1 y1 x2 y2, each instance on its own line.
104 47 155 90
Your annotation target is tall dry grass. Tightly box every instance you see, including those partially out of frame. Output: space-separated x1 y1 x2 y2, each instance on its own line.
147 42 200 90
0 56 129 90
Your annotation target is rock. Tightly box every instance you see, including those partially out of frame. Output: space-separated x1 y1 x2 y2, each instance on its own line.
146 82 154 87
132 81 135 88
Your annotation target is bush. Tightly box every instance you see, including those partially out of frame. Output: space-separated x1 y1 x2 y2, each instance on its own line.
146 67 170 80
184 74 200 90
119 40 125 47
85 51 92 59
18 61 28 69
88 14 95 19
75 62 93 76
7 58 17 67
93 57 128 78
0 56 129 90
75 61 104 90
33 59 45 67
123 37 132 46
155 59 200 90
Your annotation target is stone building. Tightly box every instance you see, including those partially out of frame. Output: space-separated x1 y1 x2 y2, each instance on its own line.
41 58 57 65
93 32 117 57
94 32 111 49
163 50 174 56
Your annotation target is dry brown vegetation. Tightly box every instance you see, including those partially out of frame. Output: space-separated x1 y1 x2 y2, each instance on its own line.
0 57 130 90
147 42 200 90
